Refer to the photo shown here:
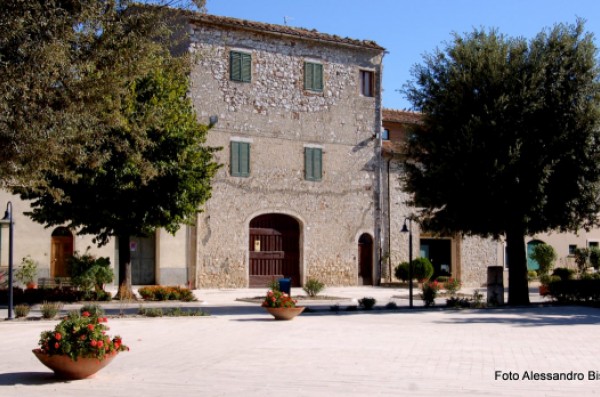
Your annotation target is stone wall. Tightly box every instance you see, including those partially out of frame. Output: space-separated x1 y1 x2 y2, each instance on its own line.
189 21 383 288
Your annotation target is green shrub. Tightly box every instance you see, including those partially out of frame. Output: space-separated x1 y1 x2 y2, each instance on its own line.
138 286 197 301
395 257 434 282
548 279 600 302
303 278 325 298
15 304 30 318
412 258 434 281
589 247 600 270
529 244 557 276
69 250 113 298
41 301 63 319
358 297 376 310
137 307 163 317
552 267 576 281
573 248 590 274
14 256 38 286
394 262 410 282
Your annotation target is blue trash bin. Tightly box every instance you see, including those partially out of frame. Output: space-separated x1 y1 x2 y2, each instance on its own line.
278 278 291 295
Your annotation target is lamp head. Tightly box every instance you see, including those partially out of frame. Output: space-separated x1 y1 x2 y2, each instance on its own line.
401 219 409 233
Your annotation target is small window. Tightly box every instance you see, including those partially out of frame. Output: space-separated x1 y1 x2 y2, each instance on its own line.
305 147 322 181
360 70 374 97
568 245 577 255
230 141 250 177
230 51 251 82
382 129 390 140
589 241 599 248
304 62 323 92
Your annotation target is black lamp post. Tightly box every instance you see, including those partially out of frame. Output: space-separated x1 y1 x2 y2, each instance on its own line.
1 202 14 320
401 218 413 308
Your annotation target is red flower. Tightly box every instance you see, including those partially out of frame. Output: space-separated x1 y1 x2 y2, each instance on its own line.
80 335 87 341
54 342 60 349
87 324 95 331
90 339 97 347
54 332 62 341
81 311 90 317
97 340 104 349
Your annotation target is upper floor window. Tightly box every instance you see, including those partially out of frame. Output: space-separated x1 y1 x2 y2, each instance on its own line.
360 70 374 97
304 62 323 92
382 129 390 140
230 141 250 177
230 51 251 83
304 147 322 181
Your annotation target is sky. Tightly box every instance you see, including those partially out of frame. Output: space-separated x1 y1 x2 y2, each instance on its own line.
203 0 600 110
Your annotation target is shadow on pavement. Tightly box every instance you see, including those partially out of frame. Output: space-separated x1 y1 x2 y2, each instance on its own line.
434 305 600 326
0 372 63 386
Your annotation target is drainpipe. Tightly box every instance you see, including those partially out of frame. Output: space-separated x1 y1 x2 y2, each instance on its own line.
373 50 386 286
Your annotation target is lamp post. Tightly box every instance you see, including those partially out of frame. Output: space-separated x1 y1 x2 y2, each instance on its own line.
1 202 13 319
401 218 413 308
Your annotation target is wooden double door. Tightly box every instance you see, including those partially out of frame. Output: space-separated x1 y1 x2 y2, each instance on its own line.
249 214 300 288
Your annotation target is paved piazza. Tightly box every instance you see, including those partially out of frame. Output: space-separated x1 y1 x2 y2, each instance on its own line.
0 288 599 396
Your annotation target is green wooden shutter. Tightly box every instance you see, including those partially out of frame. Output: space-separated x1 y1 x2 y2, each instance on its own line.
231 142 250 177
230 51 251 82
305 147 322 181
304 62 323 91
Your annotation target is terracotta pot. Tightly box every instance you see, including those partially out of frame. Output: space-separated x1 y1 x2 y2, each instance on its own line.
264 306 305 320
539 285 549 296
32 349 118 379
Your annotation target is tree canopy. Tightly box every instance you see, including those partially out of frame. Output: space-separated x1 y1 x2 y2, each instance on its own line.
403 20 600 305
9 1 219 297
0 0 205 189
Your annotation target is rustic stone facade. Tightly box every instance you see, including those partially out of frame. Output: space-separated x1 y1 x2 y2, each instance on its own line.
187 15 384 288
382 109 502 287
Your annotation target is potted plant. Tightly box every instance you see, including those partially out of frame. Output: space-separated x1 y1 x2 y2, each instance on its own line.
14 256 38 289
261 290 305 320
32 309 129 379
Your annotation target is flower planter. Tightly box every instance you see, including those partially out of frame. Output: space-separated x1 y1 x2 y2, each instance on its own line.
32 349 118 379
264 306 305 320
539 285 549 296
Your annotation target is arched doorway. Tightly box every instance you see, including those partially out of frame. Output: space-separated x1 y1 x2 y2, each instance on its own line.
249 214 300 288
51 227 74 277
527 240 544 271
358 233 373 285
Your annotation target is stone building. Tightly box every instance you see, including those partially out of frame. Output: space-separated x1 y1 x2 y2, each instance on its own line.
186 14 385 288
381 109 504 287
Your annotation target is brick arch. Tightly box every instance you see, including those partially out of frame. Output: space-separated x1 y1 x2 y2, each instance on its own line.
249 213 301 288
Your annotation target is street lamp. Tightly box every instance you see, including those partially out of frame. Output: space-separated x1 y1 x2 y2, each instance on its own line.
401 218 414 308
1 202 13 319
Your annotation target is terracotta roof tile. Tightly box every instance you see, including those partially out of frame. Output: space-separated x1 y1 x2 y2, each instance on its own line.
382 108 422 124
189 13 384 51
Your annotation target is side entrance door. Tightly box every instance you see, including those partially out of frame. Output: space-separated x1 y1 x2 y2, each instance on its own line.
130 236 156 285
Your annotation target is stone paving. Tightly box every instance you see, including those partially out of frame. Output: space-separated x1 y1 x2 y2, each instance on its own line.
0 286 599 396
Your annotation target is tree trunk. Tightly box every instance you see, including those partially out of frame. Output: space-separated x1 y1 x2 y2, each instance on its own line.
506 227 530 305
115 235 136 300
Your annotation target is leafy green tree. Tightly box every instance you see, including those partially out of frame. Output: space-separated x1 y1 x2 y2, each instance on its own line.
529 244 556 277
403 21 600 305
0 0 205 188
18 57 220 299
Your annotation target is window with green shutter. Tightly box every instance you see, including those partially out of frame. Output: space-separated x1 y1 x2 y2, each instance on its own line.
231 141 250 177
304 147 322 181
304 62 323 92
230 51 251 82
